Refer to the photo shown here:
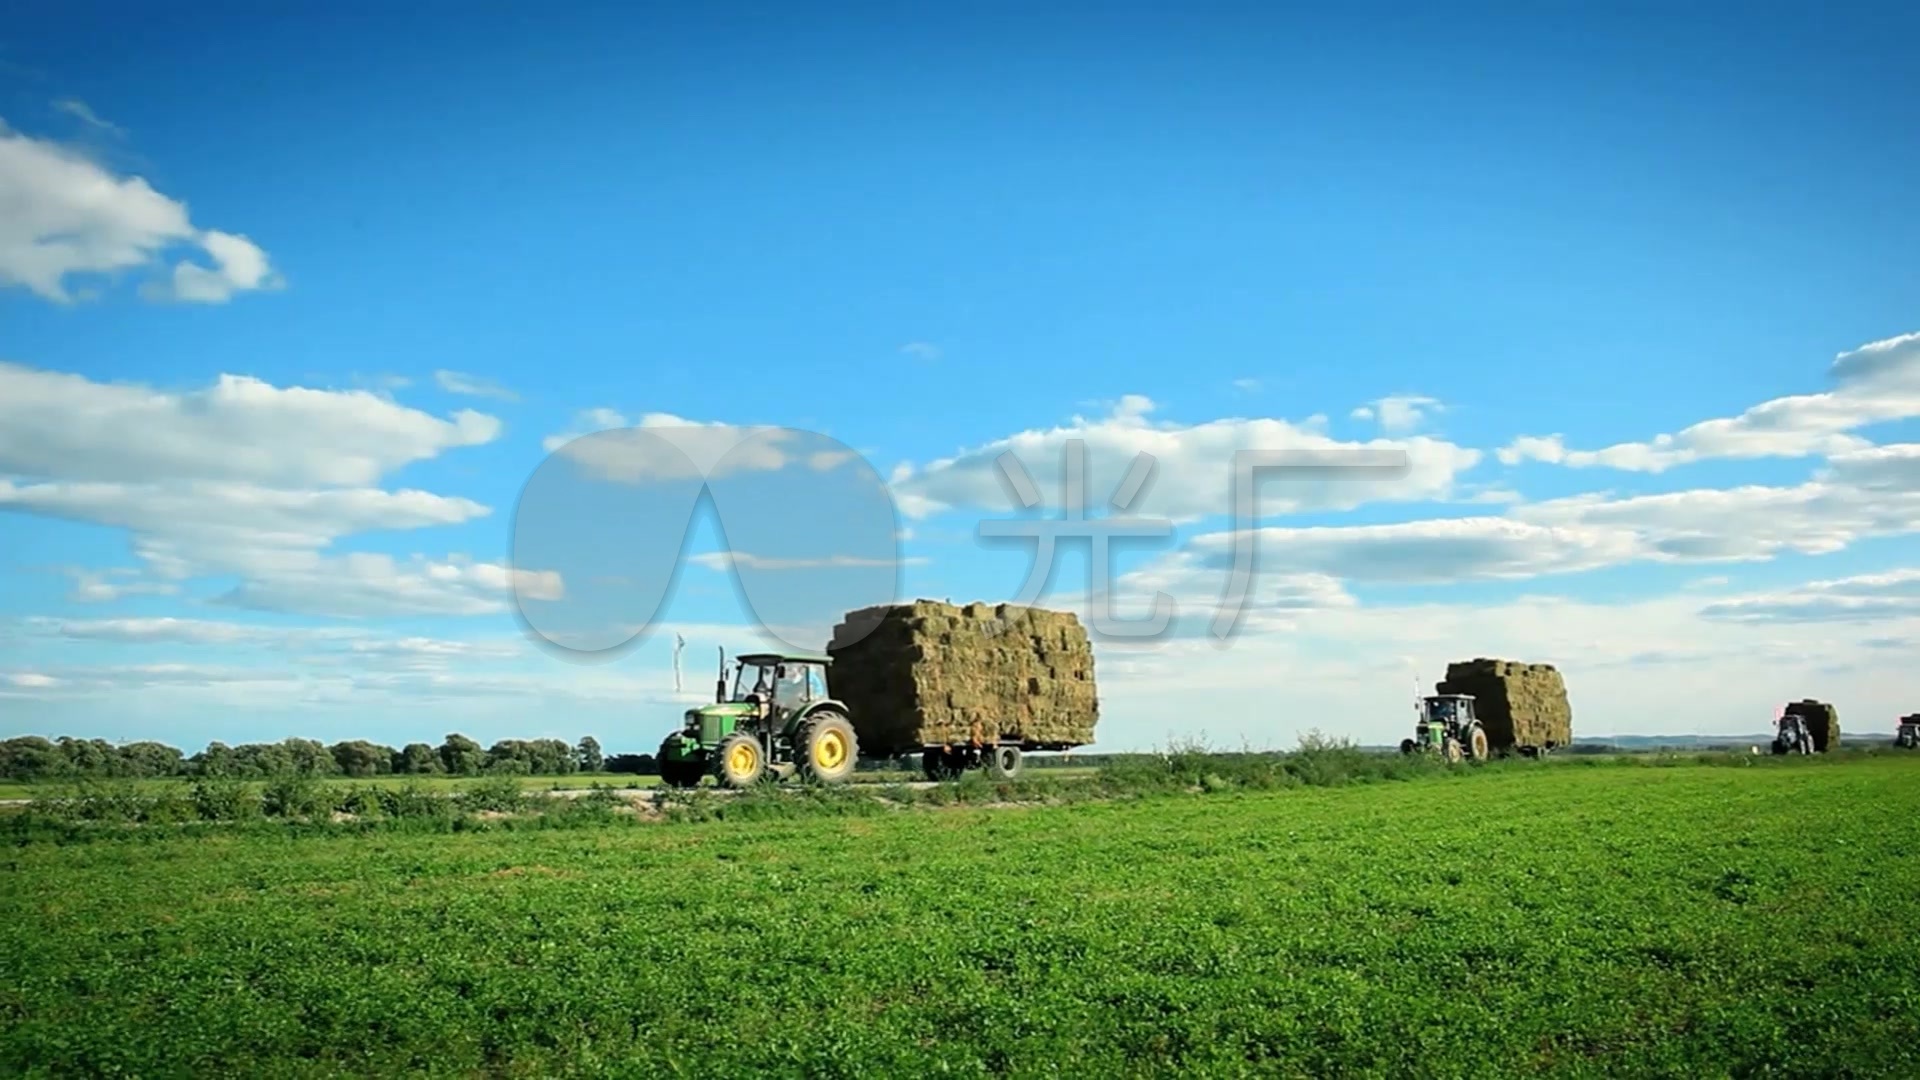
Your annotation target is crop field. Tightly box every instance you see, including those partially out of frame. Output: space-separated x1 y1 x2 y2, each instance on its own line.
5 756 1919 1077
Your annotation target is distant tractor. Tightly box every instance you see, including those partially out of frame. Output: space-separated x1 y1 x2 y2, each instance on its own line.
1896 715 1919 750
1772 711 1816 756
656 650 860 789
1401 693 1490 763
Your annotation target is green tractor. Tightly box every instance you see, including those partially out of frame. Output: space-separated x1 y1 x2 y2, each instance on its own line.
1401 693 1490 763
656 649 860 789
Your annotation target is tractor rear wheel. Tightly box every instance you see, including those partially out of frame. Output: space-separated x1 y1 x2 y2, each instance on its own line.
985 744 1024 780
715 734 765 789
798 711 858 784
1468 726 1490 762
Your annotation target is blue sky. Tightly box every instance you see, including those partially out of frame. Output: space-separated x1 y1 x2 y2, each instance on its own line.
2 4 1917 753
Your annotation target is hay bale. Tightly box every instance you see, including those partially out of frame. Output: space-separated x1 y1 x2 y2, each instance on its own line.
1783 699 1840 752
825 599 1099 757
1435 657 1573 751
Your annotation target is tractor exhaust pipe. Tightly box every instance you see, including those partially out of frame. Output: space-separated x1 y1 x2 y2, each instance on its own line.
715 646 727 703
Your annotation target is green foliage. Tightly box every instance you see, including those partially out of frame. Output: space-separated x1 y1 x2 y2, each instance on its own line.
4 759 1919 1075
188 777 259 822
260 774 331 819
376 781 456 822
454 774 528 814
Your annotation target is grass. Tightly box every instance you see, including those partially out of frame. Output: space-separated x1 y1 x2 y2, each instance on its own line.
3 754 1918 1076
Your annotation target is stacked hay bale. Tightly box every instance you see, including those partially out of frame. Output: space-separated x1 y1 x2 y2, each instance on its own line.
825 600 1098 757
1434 658 1573 752
1783 699 1840 752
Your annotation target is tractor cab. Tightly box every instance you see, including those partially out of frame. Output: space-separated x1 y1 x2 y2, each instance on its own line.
726 652 830 727
1423 694 1476 728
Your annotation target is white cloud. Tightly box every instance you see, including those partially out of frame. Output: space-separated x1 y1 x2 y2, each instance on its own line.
1513 480 1920 563
1353 394 1444 434
686 551 928 572
0 480 498 606
0 119 280 303
542 409 796 481
29 616 310 646
52 99 124 138
0 363 550 618
1181 517 1644 584
1822 443 1920 493
891 395 1482 521
1232 378 1262 394
212 553 563 619
1698 569 1920 625
1107 474 1920 593
61 567 182 603
901 342 941 361
433 369 519 401
0 363 501 487
1498 331 1920 472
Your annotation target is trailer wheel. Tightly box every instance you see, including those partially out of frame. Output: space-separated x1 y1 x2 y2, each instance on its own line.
986 745 1024 780
798 711 858 785
715 734 765 789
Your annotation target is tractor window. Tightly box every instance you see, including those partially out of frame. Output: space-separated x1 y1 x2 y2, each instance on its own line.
734 664 775 702
773 664 809 709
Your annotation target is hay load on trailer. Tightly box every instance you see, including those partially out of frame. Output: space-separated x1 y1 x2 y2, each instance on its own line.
826 599 1098 780
1432 658 1573 756
1782 699 1839 753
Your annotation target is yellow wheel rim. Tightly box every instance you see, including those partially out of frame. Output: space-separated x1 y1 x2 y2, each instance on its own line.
727 743 757 776
814 730 848 770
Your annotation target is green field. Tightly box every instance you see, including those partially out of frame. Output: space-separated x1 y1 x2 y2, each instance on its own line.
5 757 1918 1077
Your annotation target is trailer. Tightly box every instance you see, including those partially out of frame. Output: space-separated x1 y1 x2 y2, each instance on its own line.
827 600 1099 781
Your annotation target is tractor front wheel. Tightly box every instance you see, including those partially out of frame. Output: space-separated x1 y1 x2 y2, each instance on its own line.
658 736 703 789
1399 738 1417 755
1443 736 1464 764
799 711 859 785
660 758 704 789
715 734 766 789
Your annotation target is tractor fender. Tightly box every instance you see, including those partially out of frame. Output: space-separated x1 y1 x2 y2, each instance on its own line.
785 699 851 735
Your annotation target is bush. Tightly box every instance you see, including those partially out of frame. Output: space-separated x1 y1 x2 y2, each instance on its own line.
456 774 527 814
333 785 384 817
378 781 455 821
261 775 330 819
190 778 259 821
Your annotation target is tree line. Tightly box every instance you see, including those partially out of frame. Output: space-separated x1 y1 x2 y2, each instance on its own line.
0 734 647 782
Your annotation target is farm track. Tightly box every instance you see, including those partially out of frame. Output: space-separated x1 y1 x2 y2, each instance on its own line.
0 775 1085 807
